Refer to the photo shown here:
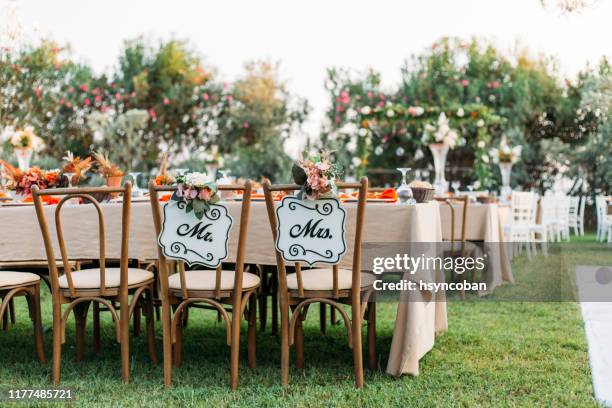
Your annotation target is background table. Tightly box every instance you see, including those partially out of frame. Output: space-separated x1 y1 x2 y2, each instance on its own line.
0 200 447 377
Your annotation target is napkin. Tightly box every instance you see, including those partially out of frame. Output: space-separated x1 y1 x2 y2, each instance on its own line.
23 195 60 205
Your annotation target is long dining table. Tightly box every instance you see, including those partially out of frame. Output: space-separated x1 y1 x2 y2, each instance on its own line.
0 199 451 377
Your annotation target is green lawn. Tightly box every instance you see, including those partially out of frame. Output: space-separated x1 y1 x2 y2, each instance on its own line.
0 235 608 407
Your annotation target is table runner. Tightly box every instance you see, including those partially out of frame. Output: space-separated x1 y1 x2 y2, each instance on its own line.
0 200 447 377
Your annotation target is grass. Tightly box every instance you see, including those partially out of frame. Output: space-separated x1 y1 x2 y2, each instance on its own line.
0 235 609 407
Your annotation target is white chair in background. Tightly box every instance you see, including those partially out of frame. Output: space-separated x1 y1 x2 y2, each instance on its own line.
568 196 580 236
595 196 612 242
577 196 586 236
555 195 571 242
503 191 539 260
539 196 559 242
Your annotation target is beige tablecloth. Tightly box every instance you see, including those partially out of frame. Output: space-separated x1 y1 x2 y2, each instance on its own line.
0 200 447 378
439 203 514 293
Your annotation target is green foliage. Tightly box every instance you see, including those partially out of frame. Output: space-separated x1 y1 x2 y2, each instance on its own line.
322 37 594 190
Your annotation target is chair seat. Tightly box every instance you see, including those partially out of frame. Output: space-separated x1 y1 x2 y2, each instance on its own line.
287 268 375 291
0 271 40 288
58 268 154 289
168 270 260 291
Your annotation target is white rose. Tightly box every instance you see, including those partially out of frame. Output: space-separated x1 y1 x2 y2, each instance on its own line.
347 139 357 153
477 140 486 149
456 108 465 117
360 106 371 115
346 108 358 120
415 107 424 116
481 154 490 163
352 157 362 167
386 109 395 118
358 128 368 137
186 172 211 187
477 119 485 128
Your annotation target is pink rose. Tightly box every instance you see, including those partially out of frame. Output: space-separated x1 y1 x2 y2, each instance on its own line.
198 188 211 201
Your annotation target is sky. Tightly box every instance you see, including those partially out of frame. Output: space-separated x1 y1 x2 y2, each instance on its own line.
3 0 611 155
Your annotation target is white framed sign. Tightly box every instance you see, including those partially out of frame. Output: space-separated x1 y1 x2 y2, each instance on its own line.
275 196 347 266
158 200 233 267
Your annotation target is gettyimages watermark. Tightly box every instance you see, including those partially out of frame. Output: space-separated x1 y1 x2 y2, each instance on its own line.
359 242 612 302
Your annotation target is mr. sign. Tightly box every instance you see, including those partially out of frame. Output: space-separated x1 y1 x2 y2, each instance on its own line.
158 200 233 267
275 196 347 265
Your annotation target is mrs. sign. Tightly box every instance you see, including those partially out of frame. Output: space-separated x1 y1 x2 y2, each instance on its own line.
158 200 233 267
275 196 347 265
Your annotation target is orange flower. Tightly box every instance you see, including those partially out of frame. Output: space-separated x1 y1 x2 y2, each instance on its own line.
44 170 61 186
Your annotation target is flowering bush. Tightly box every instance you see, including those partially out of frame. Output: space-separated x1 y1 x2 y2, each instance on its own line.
292 152 341 200
172 172 220 219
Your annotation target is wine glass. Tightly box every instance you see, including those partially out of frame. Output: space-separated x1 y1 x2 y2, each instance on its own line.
64 172 76 188
396 167 414 204
128 172 143 197
451 180 461 194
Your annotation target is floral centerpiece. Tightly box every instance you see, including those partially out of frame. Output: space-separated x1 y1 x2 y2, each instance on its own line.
489 136 522 164
2 126 45 171
92 151 124 187
171 172 220 219
489 136 522 198
0 161 62 197
62 151 93 186
421 113 464 194
292 152 342 200
154 153 174 186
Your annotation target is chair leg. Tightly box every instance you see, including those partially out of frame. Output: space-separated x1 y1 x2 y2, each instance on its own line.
74 301 90 362
120 294 130 383
229 297 243 390
352 301 364 389
145 288 158 365
93 302 101 356
271 275 278 337
330 305 337 326
367 303 376 370
1 305 8 331
280 298 290 386
248 293 257 369
9 298 16 325
133 303 141 337
294 310 304 370
173 311 183 368
319 303 327 334
258 267 268 332
31 285 46 365
52 301 62 384
162 299 173 386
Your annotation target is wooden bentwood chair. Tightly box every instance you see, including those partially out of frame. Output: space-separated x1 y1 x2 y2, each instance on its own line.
32 183 157 384
149 180 259 389
0 271 46 364
263 177 376 389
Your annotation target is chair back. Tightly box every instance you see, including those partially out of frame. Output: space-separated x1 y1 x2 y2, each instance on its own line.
148 181 252 299
595 196 608 222
556 195 571 224
540 196 557 225
568 196 579 222
444 196 469 243
32 183 133 298
263 178 368 298
510 191 537 225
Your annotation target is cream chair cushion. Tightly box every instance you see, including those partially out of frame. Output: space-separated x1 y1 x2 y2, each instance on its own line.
168 270 260 291
58 268 153 289
0 271 40 288
286 268 375 291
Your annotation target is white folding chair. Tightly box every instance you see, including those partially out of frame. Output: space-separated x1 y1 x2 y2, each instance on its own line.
503 191 538 260
596 196 612 242
568 196 580 236
577 196 586 236
555 195 571 242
